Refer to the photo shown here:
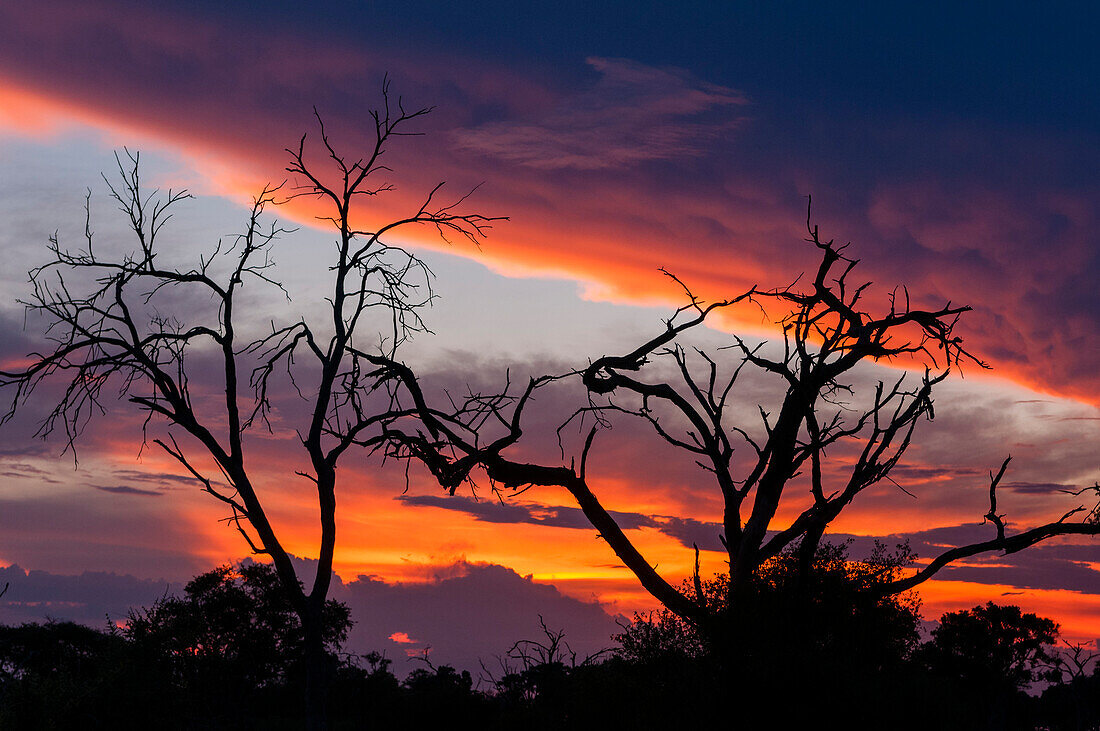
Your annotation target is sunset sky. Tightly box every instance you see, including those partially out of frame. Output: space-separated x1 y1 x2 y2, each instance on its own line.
0 1 1098 668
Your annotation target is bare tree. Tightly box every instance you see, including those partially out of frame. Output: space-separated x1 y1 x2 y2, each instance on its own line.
376 210 1100 647
1047 641 1100 731
0 83 502 728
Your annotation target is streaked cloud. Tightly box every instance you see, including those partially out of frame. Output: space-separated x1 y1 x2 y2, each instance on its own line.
93 485 164 497
398 494 657 531
453 57 748 170
1003 481 1085 495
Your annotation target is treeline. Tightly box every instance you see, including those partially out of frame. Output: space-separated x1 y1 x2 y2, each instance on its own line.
0 549 1097 730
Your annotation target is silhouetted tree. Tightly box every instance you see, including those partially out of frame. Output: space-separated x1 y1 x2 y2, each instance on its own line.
0 81 501 728
618 540 920 664
1 591 1072 729
919 602 1059 729
0 565 366 728
1039 642 1100 731
924 602 1058 691
0 620 133 728
485 615 610 720
376 211 1100 666
122 561 351 723
615 540 923 724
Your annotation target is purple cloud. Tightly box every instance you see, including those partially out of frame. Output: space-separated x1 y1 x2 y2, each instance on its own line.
397 493 656 531
453 57 749 170
1003 481 1085 495
0 564 179 626
336 561 620 676
94 485 164 497
0 558 621 677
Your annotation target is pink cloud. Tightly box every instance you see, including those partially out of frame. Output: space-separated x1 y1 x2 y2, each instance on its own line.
863 181 1100 402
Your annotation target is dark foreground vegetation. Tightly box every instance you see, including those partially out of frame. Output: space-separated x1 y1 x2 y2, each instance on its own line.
0 548 1096 731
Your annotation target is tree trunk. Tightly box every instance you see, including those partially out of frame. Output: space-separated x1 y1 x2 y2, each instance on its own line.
302 608 329 731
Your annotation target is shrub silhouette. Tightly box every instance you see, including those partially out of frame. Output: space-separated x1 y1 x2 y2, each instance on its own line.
0 560 1089 730
613 540 923 726
0 620 133 729
120 562 352 726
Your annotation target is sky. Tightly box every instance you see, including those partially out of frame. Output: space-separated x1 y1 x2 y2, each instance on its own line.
0 1 1098 667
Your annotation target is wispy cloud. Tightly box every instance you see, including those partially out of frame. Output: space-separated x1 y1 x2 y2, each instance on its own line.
0 461 61 484
1003 481 1083 495
110 469 197 486
453 57 749 170
94 484 164 497
890 464 984 480
398 494 732 552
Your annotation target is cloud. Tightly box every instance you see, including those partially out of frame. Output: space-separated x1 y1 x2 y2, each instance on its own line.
399 492 730 548
336 561 621 675
397 493 656 531
829 523 1100 595
0 564 180 626
0 1 1095 413
863 181 1100 404
0 558 621 677
398 488 1100 596
94 484 164 497
110 469 200 486
452 57 749 170
653 516 726 552
0 462 61 483
0 3 1096 409
1003 481 1083 495
889 465 984 480
0 487 231 581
